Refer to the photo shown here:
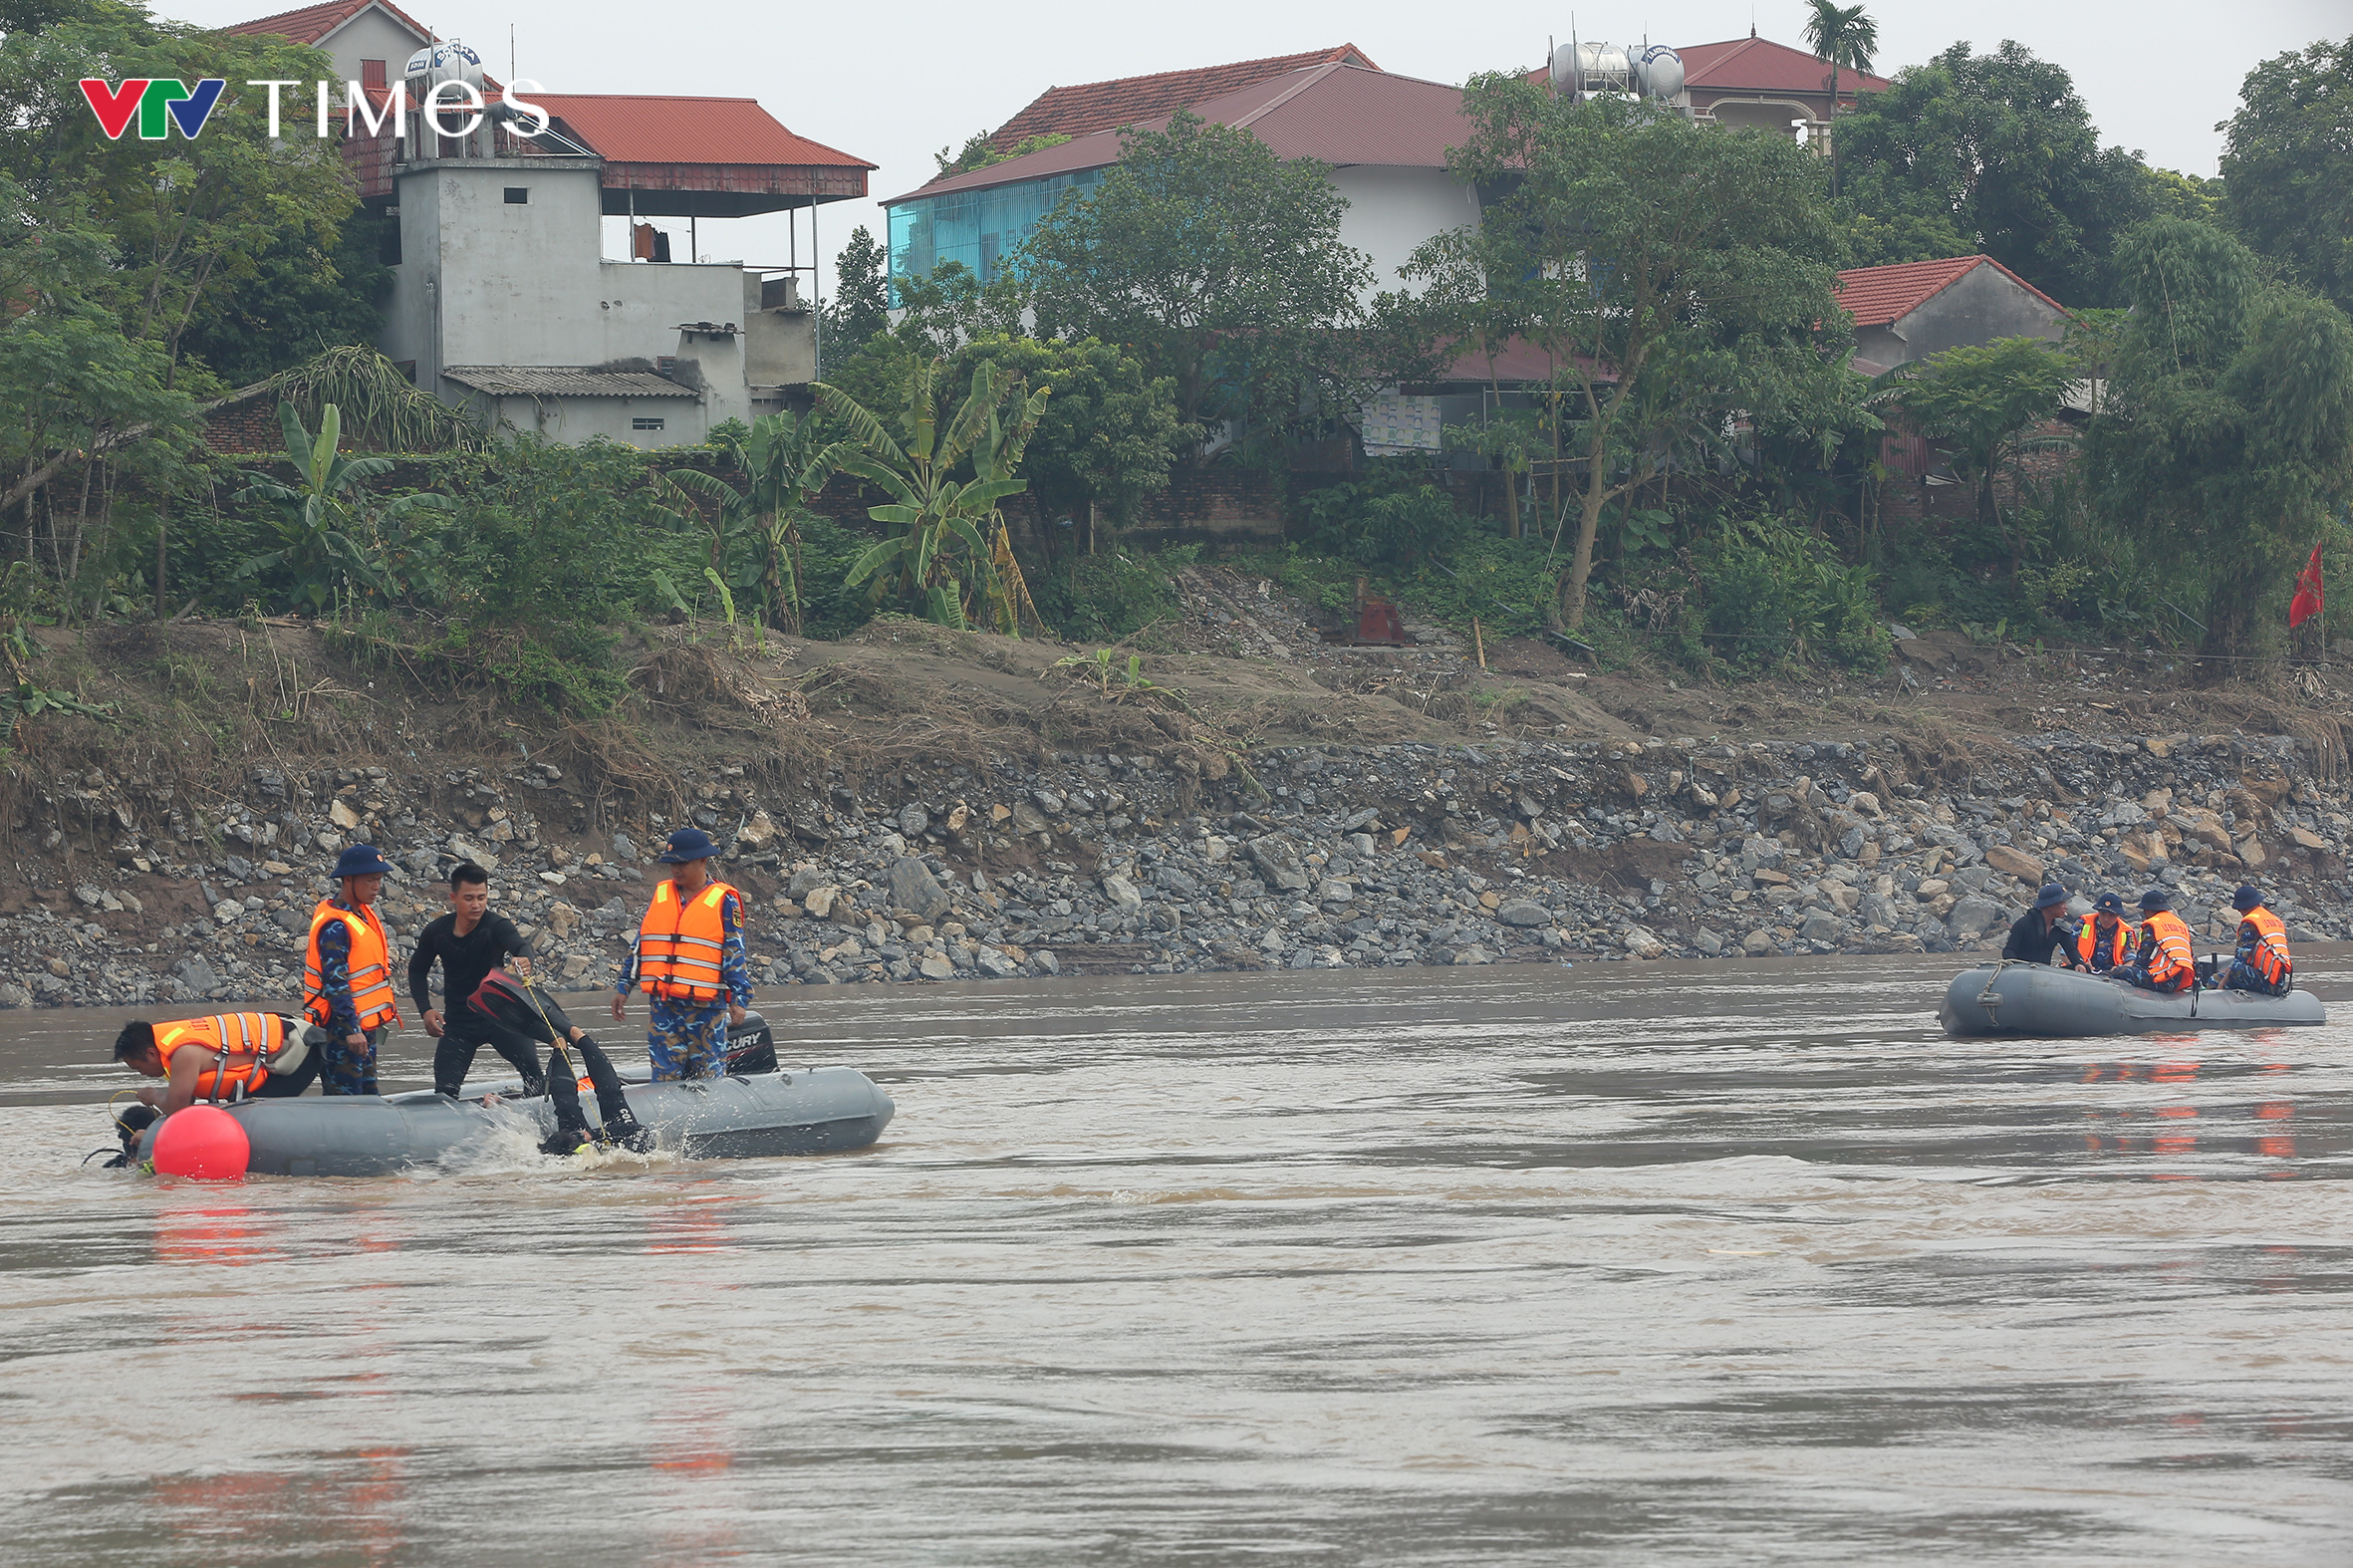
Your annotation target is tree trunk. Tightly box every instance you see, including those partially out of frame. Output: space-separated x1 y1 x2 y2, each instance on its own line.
1560 452 1614 630
154 498 169 619
1502 467 1520 540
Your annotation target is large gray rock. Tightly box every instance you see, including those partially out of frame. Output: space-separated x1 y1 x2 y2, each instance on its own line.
1101 874 1144 915
1947 896 2006 938
172 956 220 991
1741 927 1777 956
886 857 950 922
1494 899 1552 927
1011 801 1052 836
1797 910 1845 943
1315 878 1356 906
787 867 828 900
898 804 929 839
1153 866 1201 898
1244 836 1312 892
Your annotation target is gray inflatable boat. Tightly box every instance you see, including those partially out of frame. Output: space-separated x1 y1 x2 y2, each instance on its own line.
1940 961 2327 1038
133 1066 895 1178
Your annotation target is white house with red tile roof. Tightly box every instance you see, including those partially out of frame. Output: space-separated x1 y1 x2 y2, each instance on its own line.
1834 256 2071 377
225 2 874 446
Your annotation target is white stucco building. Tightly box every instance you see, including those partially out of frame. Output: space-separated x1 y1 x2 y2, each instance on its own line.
230 0 874 447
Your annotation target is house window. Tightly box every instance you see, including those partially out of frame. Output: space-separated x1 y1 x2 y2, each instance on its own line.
504 187 529 204
632 416 665 431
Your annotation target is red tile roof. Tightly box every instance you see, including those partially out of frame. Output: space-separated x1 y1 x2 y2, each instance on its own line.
891 63 1467 205
1834 255 2068 326
1678 35 1892 98
989 44 1378 148
522 94 875 170
225 0 434 47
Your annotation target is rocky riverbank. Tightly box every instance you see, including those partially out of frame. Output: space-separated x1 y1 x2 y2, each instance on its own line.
6 721 2347 1012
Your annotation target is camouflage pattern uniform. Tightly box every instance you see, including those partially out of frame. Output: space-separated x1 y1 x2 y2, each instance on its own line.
313 912 383 1096
616 889 752 1080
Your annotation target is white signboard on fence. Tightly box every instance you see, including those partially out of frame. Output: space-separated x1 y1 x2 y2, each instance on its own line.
1359 390 1441 455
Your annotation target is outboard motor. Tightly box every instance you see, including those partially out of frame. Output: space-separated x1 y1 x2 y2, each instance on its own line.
724 1011 776 1076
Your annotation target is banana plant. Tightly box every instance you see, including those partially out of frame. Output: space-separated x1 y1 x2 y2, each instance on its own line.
815 360 1049 632
672 408 849 632
235 402 454 617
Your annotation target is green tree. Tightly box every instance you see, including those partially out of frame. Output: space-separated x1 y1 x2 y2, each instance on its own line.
2221 36 2353 320
1409 79 1849 629
1833 41 2156 303
934 129 1072 180
815 360 1049 632
949 335 1189 531
176 210 393 388
1021 111 1373 445
236 403 456 616
0 0 365 385
820 224 894 376
2087 219 2353 657
1803 0 1880 196
1892 336 2081 574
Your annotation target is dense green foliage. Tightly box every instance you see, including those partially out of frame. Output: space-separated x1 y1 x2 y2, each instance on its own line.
2221 35 2353 321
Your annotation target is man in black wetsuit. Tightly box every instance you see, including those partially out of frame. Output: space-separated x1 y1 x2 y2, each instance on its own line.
2000 883 2088 968
410 862 546 1097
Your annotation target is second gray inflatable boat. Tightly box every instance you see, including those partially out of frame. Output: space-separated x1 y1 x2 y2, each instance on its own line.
1940 961 2326 1038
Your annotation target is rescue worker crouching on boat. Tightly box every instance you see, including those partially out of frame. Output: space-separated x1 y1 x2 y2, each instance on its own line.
2122 889 2197 992
106 1011 322 1165
302 844 404 1095
2221 884 2293 996
2076 893 2135 972
611 828 749 1080
2002 884 2089 968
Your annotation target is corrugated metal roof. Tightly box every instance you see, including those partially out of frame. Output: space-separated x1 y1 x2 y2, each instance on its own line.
1834 255 2069 326
439 366 698 398
226 0 433 47
889 64 1471 206
522 94 875 170
990 45 1378 148
1678 35 1892 98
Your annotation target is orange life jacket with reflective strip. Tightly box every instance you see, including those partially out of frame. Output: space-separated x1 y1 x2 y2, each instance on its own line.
636 879 739 1002
154 1011 295 1102
302 901 402 1030
2136 910 2196 991
2076 916 2134 970
2239 907 2291 989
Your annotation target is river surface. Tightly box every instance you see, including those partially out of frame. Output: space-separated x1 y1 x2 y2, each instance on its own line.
3 953 2351 1565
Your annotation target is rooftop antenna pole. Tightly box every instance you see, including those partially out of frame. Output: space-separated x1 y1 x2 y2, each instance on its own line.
508 24 515 83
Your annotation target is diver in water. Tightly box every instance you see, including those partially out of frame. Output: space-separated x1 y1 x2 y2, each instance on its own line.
467 970 654 1155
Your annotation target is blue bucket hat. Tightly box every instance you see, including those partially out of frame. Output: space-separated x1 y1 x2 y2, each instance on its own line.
655 827 719 864
2232 885 2264 913
2034 883 2070 911
332 843 395 880
2138 889 2172 913
2093 892 2127 916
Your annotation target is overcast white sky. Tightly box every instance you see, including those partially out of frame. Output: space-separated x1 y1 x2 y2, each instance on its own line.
170 0 2347 295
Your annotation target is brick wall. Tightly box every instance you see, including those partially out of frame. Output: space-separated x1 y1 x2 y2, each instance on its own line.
1124 469 1284 551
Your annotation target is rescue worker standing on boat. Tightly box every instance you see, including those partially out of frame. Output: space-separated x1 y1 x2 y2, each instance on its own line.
302 844 404 1095
2002 885 2088 967
610 827 749 1080
2123 889 2197 992
2076 893 2135 972
2222 885 2293 996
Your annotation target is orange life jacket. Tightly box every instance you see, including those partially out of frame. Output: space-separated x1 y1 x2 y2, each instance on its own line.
302 900 402 1031
2076 916 2134 970
2239 907 2291 988
2136 910 2196 991
154 1011 297 1102
636 879 739 1002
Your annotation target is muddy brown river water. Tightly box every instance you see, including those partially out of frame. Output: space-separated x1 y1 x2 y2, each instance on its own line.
2 954 2350 1564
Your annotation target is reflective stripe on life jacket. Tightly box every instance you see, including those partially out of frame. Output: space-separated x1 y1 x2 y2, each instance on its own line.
2240 907 2292 989
2076 916 2134 970
2137 910 2197 991
636 879 738 1002
154 1011 293 1102
302 901 402 1031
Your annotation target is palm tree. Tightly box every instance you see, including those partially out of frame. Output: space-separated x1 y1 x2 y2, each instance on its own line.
674 410 850 632
815 360 1048 633
1803 0 1879 195
236 403 455 617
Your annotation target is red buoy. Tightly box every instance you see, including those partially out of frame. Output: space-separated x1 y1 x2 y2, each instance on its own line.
150 1105 251 1180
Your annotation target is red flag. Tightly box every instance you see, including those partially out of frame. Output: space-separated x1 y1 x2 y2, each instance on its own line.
2290 543 2325 629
